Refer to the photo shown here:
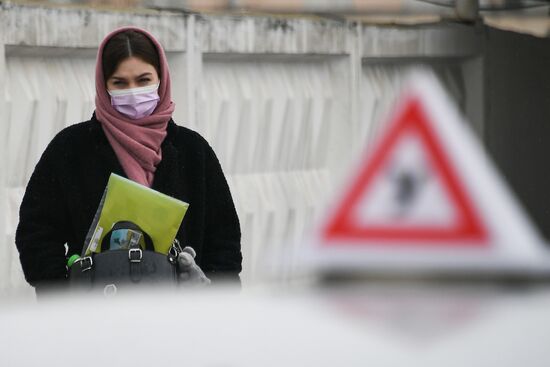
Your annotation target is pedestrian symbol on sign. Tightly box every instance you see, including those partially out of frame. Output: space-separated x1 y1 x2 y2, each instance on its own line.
388 162 429 219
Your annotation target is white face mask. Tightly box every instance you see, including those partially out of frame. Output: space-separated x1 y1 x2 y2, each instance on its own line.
108 83 160 119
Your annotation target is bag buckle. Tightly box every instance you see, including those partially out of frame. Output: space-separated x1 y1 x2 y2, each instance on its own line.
128 248 143 263
79 256 93 272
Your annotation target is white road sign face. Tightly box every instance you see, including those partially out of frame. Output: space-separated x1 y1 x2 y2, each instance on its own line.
357 131 457 229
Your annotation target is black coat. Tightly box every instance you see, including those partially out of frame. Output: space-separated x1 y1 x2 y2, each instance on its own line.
15 116 242 288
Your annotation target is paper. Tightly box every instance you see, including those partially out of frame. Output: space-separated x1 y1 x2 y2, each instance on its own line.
83 174 189 256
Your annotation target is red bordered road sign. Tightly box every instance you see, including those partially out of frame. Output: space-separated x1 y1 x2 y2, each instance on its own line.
303 72 549 275
323 97 488 246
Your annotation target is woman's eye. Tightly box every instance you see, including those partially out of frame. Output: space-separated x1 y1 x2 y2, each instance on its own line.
139 78 151 83
112 81 125 86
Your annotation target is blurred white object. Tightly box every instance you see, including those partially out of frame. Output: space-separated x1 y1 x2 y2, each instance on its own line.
301 71 550 277
0 285 550 366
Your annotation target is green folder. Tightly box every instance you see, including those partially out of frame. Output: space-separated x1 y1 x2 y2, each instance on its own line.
83 173 189 256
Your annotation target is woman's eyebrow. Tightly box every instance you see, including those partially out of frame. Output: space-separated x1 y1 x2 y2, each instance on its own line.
136 72 153 78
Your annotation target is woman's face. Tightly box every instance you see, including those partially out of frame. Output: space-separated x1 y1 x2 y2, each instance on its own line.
106 56 159 91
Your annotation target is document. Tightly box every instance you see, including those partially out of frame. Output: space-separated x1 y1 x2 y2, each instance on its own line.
83 173 189 256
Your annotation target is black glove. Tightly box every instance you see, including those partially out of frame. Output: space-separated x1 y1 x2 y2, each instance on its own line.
176 246 211 286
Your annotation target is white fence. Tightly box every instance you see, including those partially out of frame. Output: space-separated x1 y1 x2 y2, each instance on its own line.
0 4 483 296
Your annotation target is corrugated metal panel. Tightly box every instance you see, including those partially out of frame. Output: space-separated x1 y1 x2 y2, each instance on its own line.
198 56 347 283
197 56 347 174
5 55 96 186
2 54 95 294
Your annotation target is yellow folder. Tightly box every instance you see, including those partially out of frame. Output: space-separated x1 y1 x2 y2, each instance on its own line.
84 173 189 256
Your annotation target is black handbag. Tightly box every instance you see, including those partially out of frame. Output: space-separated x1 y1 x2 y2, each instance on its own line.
69 221 182 294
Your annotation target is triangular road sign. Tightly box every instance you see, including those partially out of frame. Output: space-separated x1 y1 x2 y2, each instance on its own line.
305 71 550 275
324 97 487 246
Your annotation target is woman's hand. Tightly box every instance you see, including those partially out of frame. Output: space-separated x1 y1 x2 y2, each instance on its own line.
176 247 211 286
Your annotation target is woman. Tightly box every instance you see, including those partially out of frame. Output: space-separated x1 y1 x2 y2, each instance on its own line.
15 27 242 294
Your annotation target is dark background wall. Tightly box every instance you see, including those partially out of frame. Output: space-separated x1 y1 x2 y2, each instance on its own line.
484 26 550 241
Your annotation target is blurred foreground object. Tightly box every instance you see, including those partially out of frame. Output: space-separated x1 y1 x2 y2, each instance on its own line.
299 71 550 281
1 285 550 366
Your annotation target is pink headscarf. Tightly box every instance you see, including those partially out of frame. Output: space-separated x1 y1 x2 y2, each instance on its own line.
95 26 175 187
